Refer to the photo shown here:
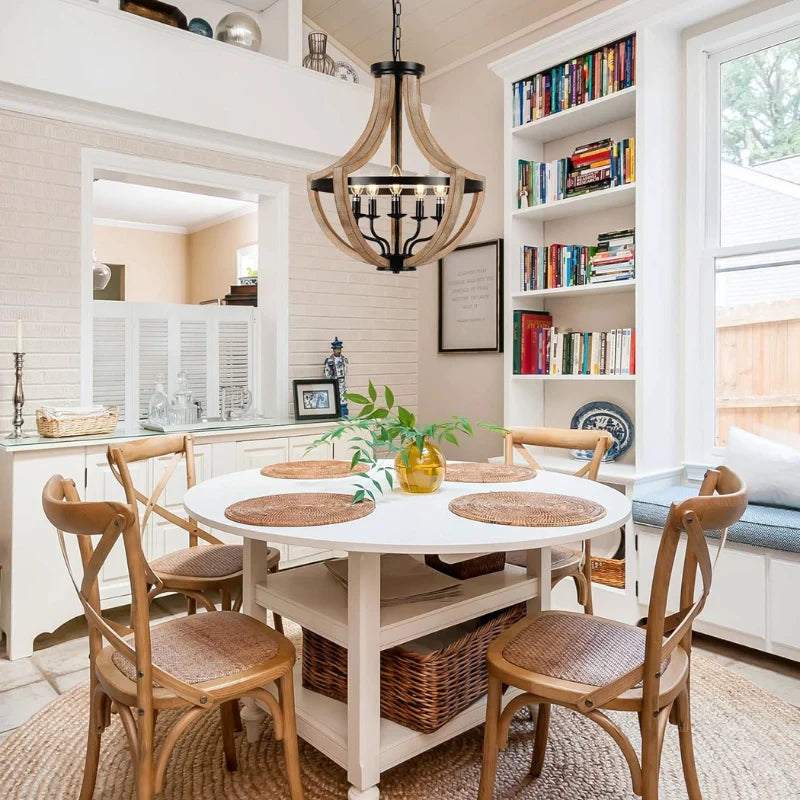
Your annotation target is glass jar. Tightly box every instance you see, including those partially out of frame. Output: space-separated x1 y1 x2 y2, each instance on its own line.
394 439 446 494
303 32 336 75
147 375 169 426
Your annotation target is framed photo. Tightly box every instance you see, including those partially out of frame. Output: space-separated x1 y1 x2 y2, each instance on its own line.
292 379 341 421
438 239 503 353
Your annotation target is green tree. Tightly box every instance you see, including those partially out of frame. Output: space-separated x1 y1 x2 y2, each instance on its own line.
721 40 800 166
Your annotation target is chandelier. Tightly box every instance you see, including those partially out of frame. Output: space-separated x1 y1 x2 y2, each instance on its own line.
307 1 484 274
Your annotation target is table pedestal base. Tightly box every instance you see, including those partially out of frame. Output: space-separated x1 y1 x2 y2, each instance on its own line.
241 700 267 743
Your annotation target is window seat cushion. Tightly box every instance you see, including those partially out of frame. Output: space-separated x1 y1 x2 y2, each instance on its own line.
633 486 800 555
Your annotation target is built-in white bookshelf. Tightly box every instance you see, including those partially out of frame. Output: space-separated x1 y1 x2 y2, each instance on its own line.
492 16 684 619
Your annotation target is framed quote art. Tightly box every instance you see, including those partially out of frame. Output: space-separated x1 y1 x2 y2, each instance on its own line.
438 239 503 353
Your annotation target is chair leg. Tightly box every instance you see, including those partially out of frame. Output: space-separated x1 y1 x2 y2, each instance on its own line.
477 675 503 800
582 539 594 615
187 595 197 615
676 688 702 800
232 699 243 732
273 612 285 635
530 703 550 778
136 711 156 800
220 589 232 612
220 701 239 772
278 673 305 800
79 682 105 800
639 706 669 800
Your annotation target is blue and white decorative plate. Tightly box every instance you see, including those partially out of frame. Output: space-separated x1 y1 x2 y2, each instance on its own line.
570 401 634 462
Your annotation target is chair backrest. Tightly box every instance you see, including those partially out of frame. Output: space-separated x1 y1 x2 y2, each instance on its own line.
578 467 747 714
41 474 213 708
504 426 614 481
107 433 220 547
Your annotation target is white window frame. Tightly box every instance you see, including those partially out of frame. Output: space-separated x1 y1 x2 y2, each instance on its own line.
80 151 290 421
684 2 800 473
236 243 259 282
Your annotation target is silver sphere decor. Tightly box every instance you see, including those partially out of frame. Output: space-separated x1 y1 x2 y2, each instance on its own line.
215 12 262 52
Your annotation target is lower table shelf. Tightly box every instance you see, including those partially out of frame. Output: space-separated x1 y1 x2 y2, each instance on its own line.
263 662 524 773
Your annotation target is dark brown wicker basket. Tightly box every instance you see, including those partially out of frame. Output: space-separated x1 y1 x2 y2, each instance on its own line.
301 603 526 733
424 552 507 580
591 555 626 588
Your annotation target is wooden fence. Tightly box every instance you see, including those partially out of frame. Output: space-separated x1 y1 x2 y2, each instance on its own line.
716 298 800 444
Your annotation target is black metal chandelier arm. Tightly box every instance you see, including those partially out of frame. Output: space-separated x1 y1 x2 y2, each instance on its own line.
406 231 437 256
359 216 390 256
401 219 423 255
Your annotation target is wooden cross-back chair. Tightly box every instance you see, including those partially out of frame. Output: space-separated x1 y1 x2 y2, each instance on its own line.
107 434 281 626
478 467 747 800
504 427 614 614
41 475 303 800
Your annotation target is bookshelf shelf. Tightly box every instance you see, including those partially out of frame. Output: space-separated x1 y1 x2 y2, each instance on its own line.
512 374 636 381
512 182 635 221
513 86 636 143
511 279 636 300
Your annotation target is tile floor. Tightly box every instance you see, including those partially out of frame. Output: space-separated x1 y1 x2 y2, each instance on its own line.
1 599 799 745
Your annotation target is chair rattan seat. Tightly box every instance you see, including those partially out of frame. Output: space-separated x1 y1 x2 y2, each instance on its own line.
111 611 280 685
500 611 666 688
505 546 580 572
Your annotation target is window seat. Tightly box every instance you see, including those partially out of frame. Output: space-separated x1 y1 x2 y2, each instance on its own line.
632 485 800 663
633 487 800 555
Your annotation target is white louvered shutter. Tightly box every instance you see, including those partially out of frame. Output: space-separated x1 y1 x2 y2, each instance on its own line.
179 320 208 415
138 318 169 420
93 315 127 422
218 320 252 416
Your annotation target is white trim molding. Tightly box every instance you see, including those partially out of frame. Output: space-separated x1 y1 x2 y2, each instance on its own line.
80 151 291 420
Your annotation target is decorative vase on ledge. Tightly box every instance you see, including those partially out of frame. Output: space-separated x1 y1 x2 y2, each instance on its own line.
303 32 336 76
394 439 446 494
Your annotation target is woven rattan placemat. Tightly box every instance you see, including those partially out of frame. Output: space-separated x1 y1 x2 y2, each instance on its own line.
445 462 536 483
449 491 605 527
260 460 368 480
225 492 373 526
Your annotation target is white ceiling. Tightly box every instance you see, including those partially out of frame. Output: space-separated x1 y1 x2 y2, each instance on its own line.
92 180 256 233
303 0 569 76
229 1 281 12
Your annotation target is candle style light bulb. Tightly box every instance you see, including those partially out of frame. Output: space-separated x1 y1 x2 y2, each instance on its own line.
350 183 364 197
367 183 379 198
434 184 448 198
414 184 427 198
389 164 402 197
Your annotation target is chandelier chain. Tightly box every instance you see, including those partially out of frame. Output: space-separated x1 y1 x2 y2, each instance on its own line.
392 0 402 61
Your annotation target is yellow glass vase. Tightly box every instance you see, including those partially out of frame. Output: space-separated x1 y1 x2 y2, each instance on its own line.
394 439 446 494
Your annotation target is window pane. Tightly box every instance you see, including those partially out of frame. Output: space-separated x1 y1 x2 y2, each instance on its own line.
720 39 800 246
715 251 800 444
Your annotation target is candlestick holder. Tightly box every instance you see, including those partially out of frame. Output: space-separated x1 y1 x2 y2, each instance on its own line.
7 352 25 439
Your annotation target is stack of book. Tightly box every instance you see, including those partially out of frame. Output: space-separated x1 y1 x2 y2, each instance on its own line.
513 313 635 376
520 244 597 291
512 310 553 374
512 34 636 127
590 229 635 283
517 136 635 208
547 328 635 375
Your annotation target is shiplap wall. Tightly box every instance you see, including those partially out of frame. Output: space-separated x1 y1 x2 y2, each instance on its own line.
0 109 418 431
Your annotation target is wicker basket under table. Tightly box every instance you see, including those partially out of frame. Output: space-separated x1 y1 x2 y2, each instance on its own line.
301 603 525 734
590 555 626 588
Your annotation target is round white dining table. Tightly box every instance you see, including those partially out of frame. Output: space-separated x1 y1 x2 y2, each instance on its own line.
185 464 631 800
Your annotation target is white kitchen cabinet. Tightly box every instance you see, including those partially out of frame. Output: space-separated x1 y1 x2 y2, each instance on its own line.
289 433 332 461
235 438 290 470
85 448 150 603
0 422 333 659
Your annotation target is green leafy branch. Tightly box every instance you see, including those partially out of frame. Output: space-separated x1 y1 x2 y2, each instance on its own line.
306 381 507 503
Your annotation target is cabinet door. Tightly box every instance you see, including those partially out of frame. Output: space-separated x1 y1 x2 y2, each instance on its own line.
769 556 800 653
235 438 289 471
85 448 149 602
149 444 212 560
289 434 333 461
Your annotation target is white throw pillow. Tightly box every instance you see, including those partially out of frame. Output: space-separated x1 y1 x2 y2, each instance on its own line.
724 427 800 509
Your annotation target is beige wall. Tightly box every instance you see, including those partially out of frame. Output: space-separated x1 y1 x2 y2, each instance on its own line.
418 0 623 461
188 211 258 304
92 224 189 304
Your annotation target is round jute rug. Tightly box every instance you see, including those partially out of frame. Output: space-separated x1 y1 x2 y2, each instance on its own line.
0 643 797 799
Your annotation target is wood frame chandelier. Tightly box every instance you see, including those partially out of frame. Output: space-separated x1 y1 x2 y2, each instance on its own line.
308 1 485 274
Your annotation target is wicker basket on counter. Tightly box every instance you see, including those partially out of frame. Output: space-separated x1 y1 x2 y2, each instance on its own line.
424 552 506 580
35 406 119 438
301 603 525 734
590 555 626 588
